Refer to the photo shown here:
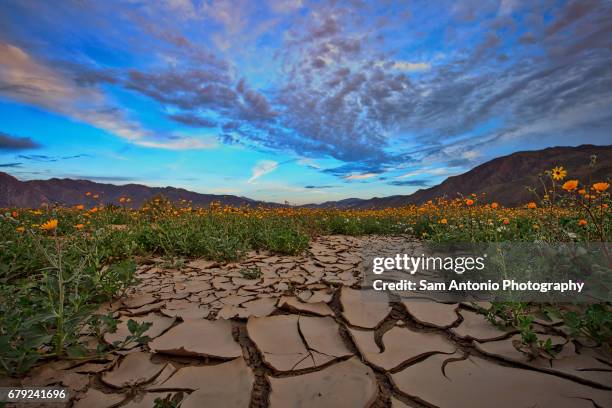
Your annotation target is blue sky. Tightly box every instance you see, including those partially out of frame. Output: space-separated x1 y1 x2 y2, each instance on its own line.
0 0 610 204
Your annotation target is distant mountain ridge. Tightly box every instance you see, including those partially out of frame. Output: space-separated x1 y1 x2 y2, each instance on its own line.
0 173 276 208
309 144 612 208
1 145 610 209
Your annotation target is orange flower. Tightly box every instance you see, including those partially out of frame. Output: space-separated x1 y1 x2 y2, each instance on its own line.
440 218 448 224
592 182 609 193
16 226 25 233
40 219 58 231
527 202 537 209
85 191 91 196
75 223 85 230
578 189 586 195
578 219 587 226
75 204 84 210
93 194 99 199
562 179 579 191
502 218 510 225
11 211 18 218
119 197 126 203
491 202 499 209
465 199 474 206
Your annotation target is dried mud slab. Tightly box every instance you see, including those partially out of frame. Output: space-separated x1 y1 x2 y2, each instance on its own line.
268 357 378 408
22 365 89 392
247 315 350 372
238 297 277 318
348 326 455 371
402 301 459 328
299 316 353 360
72 388 125 408
150 357 254 408
450 309 512 341
149 319 242 358
475 334 612 388
123 293 157 309
160 301 209 320
101 352 166 388
247 315 311 371
278 296 334 316
103 314 175 349
390 353 612 408
340 287 391 329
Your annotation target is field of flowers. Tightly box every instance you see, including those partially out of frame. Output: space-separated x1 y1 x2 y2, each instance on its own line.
0 166 610 376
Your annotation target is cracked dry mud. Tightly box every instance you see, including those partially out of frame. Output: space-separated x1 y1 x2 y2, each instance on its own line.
14 235 612 408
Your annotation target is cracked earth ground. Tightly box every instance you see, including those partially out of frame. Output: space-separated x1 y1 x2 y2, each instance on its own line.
13 236 612 408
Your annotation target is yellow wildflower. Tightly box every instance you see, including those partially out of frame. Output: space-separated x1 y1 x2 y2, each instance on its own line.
551 166 567 181
40 219 58 231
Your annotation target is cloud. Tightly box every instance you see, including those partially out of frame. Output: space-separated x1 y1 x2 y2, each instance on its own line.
392 61 431 72
388 179 430 187
297 158 322 169
248 160 279 183
17 154 90 162
167 113 217 127
0 132 40 150
304 185 336 189
0 162 22 167
397 167 460 179
60 174 140 182
136 135 218 150
344 172 378 180
0 43 205 150
2 0 611 184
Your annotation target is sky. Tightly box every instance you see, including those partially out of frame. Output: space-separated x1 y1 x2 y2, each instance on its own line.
0 0 611 204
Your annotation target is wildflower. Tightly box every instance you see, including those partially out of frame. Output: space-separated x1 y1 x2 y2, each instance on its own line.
491 202 498 209
11 211 18 218
40 219 58 231
592 182 609 193
502 218 510 225
578 219 587 226
465 199 474 206
551 166 567 181
578 189 586 195
16 226 25 233
75 223 85 230
119 197 126 203
93 194 99 199
75 204 84 210
562 179 579 191
85 191 91 196
440 218 448 224
527 202 537 209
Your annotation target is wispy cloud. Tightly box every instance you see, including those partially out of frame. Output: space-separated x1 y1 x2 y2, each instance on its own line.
388 179 429 187
248 160 279 183
0 132 40 150
135 135 218 150
392 61 431 72
344 172 378 180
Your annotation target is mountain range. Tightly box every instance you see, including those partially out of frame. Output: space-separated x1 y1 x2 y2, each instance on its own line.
1 145 610 209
